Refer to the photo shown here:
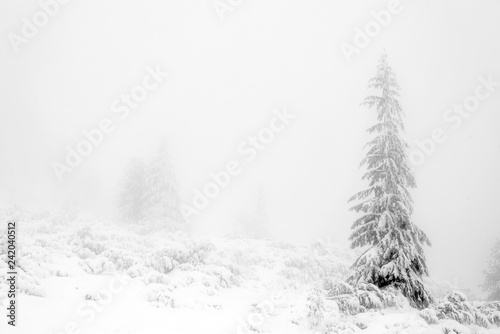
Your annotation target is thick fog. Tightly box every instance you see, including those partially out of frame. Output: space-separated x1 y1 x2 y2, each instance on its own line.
1 0 499 296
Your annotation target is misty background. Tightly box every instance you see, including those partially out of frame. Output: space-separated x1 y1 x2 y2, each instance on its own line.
1 0 499 295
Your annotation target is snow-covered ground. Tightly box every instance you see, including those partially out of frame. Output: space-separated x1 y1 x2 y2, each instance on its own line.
0 208 499 334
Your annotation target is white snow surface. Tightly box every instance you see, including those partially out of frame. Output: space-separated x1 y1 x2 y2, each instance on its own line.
0 209 499 334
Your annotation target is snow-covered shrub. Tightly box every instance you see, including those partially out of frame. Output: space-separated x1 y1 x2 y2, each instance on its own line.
420 307 439 324
177 262 195 272
271 240 296 250
17 265 45 297
149 254 173 274
196 264 239 288
229 247 266 268
441 319 472 334
326 281 406 315
189 241 216 264
326 320 359 334
75 226 92 240
36 222 56 234
126 264 150 278
307 289 325 328
473 301 500 326
324 278 354 296
381 286 409 309
147 284 175 308
141 271 171 285
355 283 384 310
76 248 95 259
70 226 107 255
18 279 45 297
84 240 107 255
80 257 116 275
101 248 139 270
146 241 202 274
435 292 498 328
4 204 26 221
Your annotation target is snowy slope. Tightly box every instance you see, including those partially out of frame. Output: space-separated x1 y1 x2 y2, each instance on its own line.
0 208 499 334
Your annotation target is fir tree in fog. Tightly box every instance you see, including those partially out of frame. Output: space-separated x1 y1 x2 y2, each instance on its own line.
232 186 268 238
347 53 432 309
117 140 184 230
482 239 500 301
117 158 147 223
142 139 184 231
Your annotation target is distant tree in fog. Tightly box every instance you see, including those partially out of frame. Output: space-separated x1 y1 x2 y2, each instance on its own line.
142 139 184 231
254 185 269 237
117 157 147 223
117 139 184 231
347 53 432 309
232 186 268 238
482 239 500 301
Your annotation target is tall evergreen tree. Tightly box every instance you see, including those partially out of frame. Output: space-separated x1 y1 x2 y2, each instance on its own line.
143 139 184 230
482 239 500 301
117 158 147 223
347 53 432 309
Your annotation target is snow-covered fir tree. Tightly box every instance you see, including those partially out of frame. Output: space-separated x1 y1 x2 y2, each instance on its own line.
347 53 432 309
482 239 500 301
117 157 147 223
142 139 184 231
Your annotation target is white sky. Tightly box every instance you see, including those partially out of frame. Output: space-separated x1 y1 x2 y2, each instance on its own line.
1 0 499 293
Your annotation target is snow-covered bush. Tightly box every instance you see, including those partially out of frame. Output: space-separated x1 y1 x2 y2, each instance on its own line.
271 240 296 250
141 271 171 285
307 288 325 329
76 248 95 259
145 240 214 274
70 226 107 256
324 278 355 296
101 248 140 270
435 292 499 328
80 257 116 275
148 253 174 274
473 301 500 327
126 264 150 278
147 284 175 308
441 319 472 334
196 264 239 288
326 281 407 315
17 265 45 297
189 241 216 264
230 247 266 268
420 307 439 324
326 320 359 334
